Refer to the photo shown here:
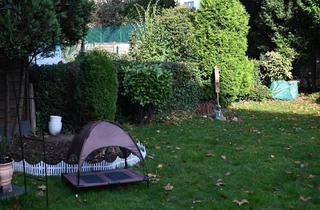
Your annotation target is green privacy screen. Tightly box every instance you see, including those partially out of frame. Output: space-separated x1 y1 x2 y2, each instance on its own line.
86 25 136 43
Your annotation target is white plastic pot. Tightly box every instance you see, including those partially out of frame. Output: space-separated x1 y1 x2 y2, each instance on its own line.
48 115 62 136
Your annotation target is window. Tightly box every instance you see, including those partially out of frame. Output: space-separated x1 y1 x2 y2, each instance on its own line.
184 1 194 8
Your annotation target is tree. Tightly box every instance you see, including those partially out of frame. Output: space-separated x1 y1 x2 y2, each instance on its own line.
257 0 320 57
194 0 253 104
130 5 196 61
0 0 93 137
93 0 176 26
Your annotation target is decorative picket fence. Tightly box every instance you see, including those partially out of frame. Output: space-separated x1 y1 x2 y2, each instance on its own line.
14 143 146 176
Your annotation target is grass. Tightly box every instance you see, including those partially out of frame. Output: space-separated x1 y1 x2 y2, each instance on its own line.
1 95 320 210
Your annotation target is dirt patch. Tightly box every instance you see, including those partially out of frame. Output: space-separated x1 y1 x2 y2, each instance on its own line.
11 134 128 164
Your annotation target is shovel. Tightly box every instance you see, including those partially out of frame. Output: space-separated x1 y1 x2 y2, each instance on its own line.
213 67 226 121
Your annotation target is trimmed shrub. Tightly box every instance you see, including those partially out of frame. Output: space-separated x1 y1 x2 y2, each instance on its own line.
122 63 172 111
195 0 253 104
78 50 118 123
244 85 272 101
260 51 293 84
162 62 201 111
114 60 201 118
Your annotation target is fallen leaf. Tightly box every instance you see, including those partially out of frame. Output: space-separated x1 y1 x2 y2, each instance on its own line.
192 200 202 204
206 152 214 157
285 171 293 174
37 191 45 197
308 174 316 179
147 173 157 178
157 164 163 169
299 196 312 202
270 155 275 158
216 179 224 187
221 155 227 160
175 147 181 150
148 155 155 160
225 172 231 176
37 185 47 191
147 173 160 183
164 183 174 191
156 130 160 133
155 145 161 149
233 199 249 206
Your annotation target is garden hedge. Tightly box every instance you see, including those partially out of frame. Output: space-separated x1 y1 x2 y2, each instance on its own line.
31 62 79 132
78 50 118 123
32 56 201 128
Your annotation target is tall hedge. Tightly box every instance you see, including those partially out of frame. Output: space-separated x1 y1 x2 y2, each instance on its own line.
195 0 253 104
78 50 118 123
31 63 79 132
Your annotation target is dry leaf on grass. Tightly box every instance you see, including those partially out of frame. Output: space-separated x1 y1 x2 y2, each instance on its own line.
192 200 202 204
37 185 47 191
147 173 160 184
233 199 249 206
216 179 224 187
164 183 174 191
157 164 163 169
300 196 312 202
225 172 231 176
308 174 316 179
37 190 45 197
175 147 181 150
206 152 214 157
221 155 227 160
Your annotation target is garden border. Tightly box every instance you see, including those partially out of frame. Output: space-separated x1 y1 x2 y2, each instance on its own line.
14 143 146 176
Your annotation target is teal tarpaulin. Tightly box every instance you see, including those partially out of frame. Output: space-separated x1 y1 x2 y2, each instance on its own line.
86 25 135 43
270 80 299 100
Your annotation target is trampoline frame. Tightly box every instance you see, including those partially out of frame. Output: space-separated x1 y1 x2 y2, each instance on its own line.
62 168 149 191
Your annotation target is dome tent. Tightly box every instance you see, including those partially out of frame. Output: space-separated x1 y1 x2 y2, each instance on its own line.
62 121 148 190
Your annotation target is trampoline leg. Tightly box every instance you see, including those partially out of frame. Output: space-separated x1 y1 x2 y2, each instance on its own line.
145 177 150 188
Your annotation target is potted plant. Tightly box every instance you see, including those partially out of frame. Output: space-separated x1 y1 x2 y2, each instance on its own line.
0 137 14 193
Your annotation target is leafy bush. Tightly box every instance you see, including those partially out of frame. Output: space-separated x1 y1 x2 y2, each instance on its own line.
162 62 201 111
194 0 253 104
130 5 196 62
260 51 293 84
78 50 118 123
31 63 79 132
245 85 272 101
114 60 201 116
252 59 263 86
122 63 172 110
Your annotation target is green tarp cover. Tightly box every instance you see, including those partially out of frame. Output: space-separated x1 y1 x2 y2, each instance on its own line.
270 80 299 100
86 25 135 43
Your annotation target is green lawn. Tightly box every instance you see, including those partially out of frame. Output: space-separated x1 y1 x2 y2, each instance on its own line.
1 96 320 210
